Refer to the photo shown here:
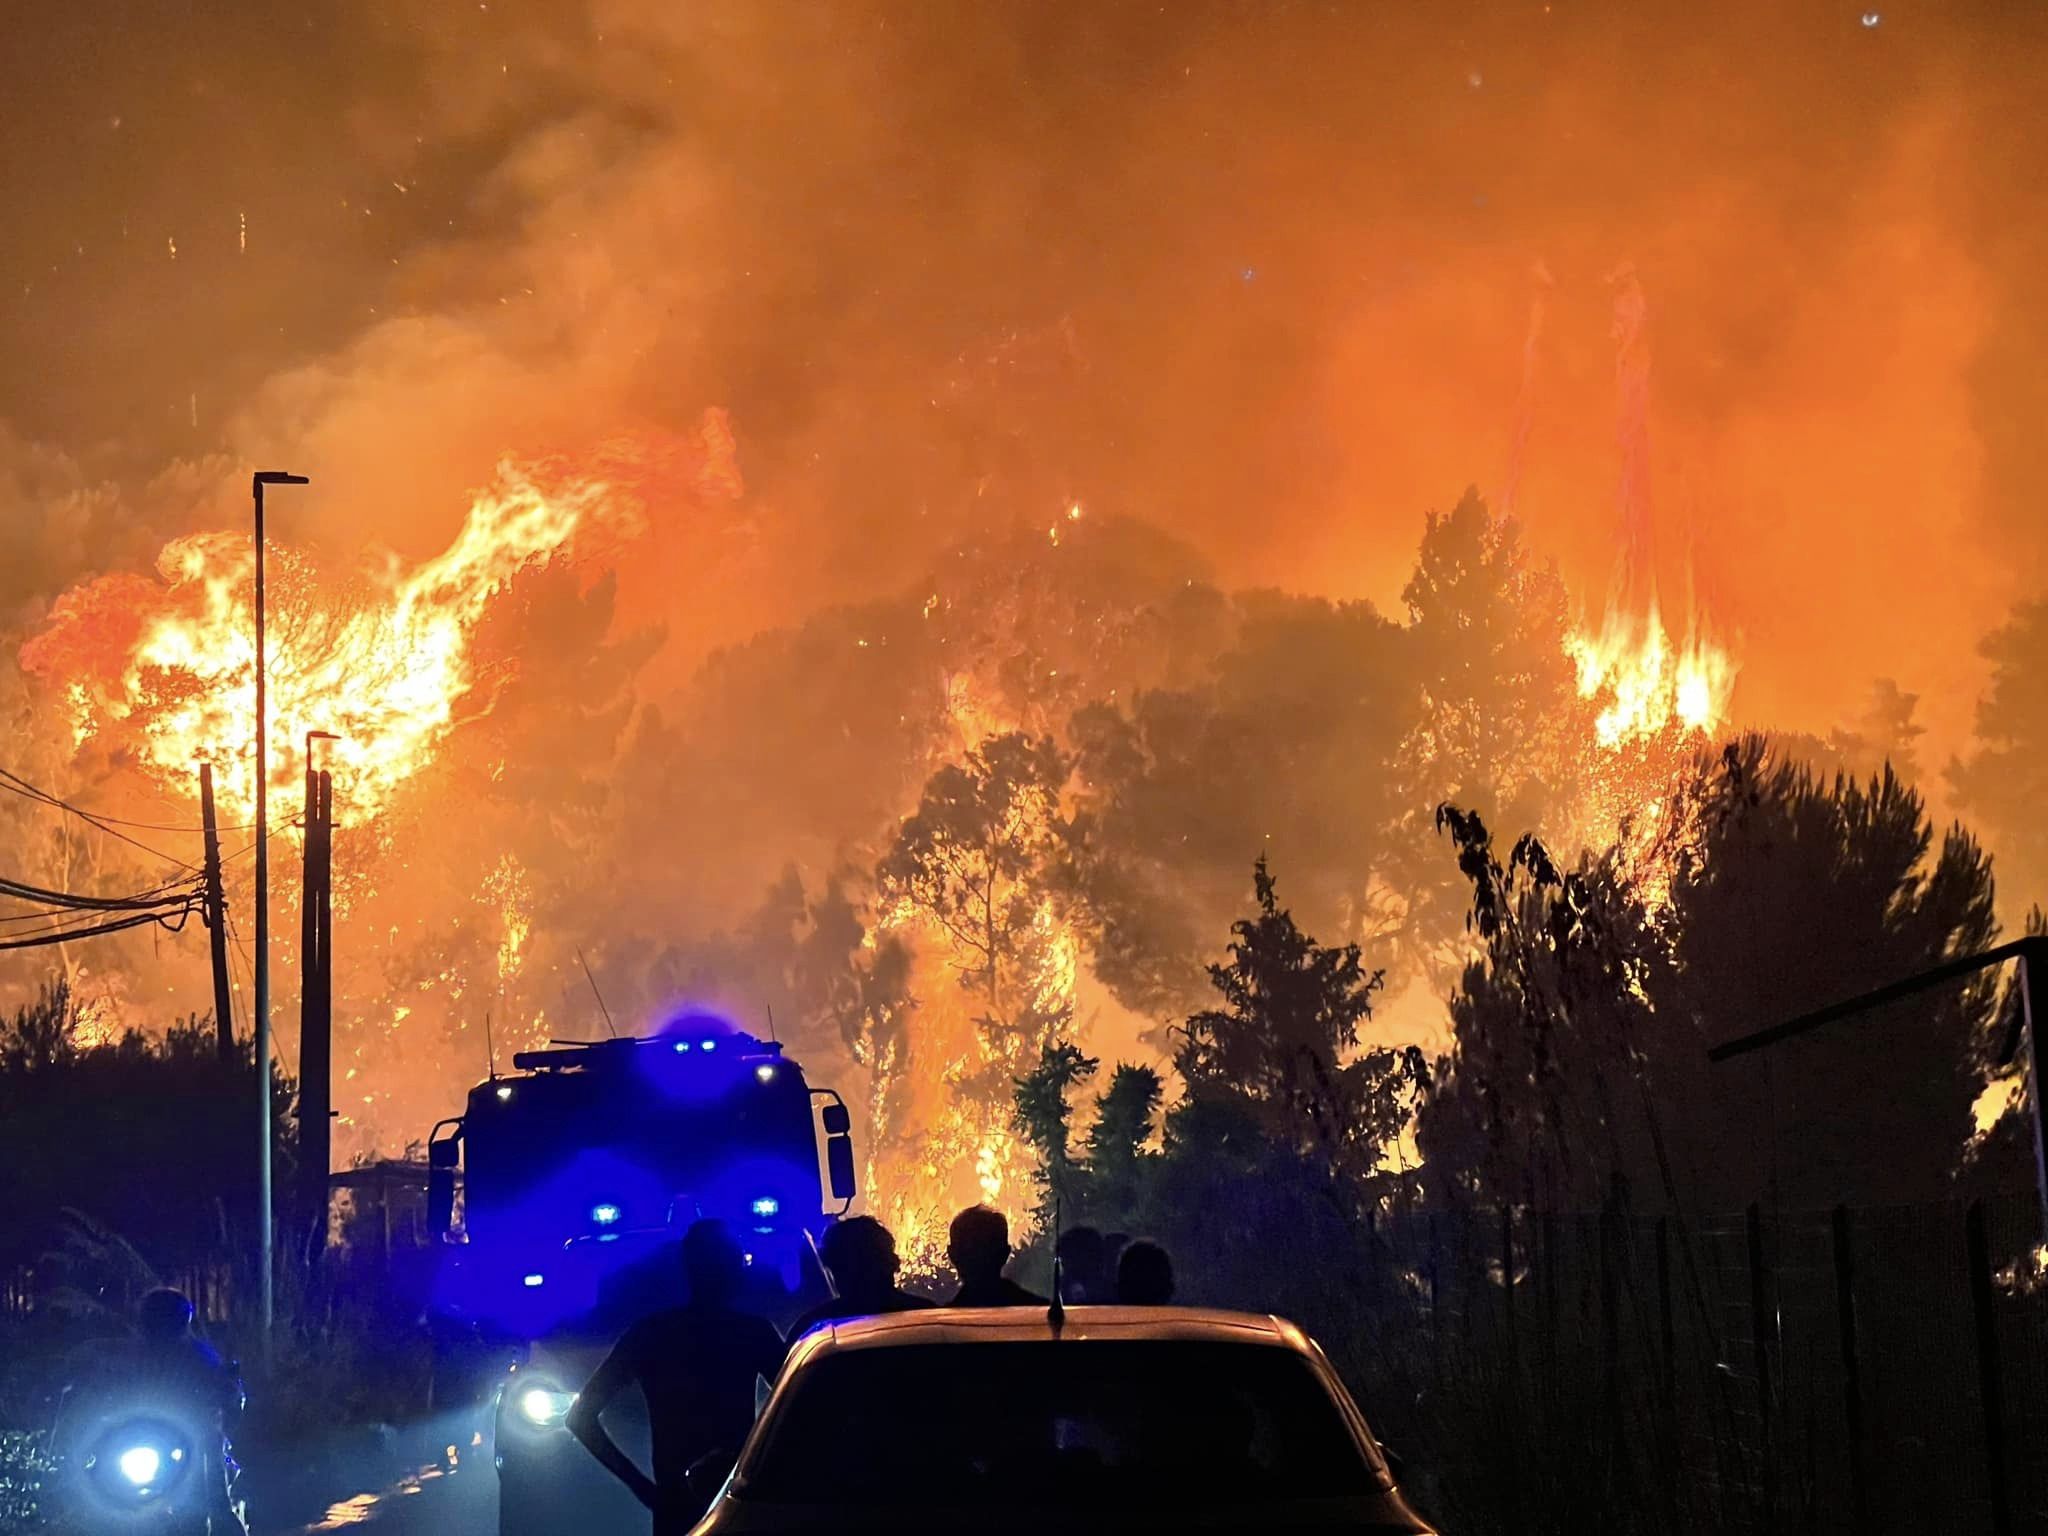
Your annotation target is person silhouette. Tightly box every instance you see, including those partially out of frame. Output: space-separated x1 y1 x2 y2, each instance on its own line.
1116 1239 1175 1305
944 1206 1047 1307
786 1216 934 1339
1102 1232 1131 1285
1055 1225 1110 1304
568 1220 785 1534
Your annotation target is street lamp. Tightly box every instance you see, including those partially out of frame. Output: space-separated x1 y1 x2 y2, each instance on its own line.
252 469 307 1348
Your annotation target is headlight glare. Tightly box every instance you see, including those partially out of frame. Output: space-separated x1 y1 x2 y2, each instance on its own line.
515 1382 578 1427
87 1419 190 1504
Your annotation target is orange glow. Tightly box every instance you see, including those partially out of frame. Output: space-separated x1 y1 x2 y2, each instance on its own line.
1568 590 1737 749
23 457 631 829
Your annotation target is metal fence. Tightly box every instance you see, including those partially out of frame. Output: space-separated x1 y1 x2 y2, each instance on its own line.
1349 1193 2048 1536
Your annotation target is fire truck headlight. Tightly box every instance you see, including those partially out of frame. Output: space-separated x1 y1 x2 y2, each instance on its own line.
517 1384 577 1427
754 1063 777 1084
673 1040 691 1053
116 1444 163 1486
590 1202 621 1226
700 1039 718 1052
522 1272 545 1288
751 1196 780 1218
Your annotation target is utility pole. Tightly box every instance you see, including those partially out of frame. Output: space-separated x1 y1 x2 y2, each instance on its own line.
299 732 336 1264
252 469 307 1349
199 763 234 1063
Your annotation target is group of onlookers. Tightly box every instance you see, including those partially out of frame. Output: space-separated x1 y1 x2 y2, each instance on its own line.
567 1206 1180 1530
792 1204 1175 1335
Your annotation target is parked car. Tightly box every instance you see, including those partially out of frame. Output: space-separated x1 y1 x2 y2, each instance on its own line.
685 1304 1437 1533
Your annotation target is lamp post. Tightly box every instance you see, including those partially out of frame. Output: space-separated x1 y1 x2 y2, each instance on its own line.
252 469 307 1347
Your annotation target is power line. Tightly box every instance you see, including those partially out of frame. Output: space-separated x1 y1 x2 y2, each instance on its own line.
225 911 257 1051
0 901 135 928
0 904 198 953
0 904 187 938
0 872 200 912
0 773 255 833
0 766 201 871
227 909 305 1077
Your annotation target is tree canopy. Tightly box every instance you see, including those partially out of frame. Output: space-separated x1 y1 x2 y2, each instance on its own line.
1420 737 2017 1215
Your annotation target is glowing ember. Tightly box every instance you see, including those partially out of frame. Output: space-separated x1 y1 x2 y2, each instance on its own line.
483 854 533 989
69 990 120 1050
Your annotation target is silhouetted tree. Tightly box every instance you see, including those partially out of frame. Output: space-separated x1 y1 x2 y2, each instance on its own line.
1012 1040 1098 1226
1952 600 2048 912
1 976 75 1074
1422 737 2017 1214
1085 1062 1164 1214
1667 738 2006 1207
1417 809 1677 1213
0 990 296 1304
1179 857 1413 1182
1389 491 1587 985
1827 677 1925 781
1010 1048 1165 1234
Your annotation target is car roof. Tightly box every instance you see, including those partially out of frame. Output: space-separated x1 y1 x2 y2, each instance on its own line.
750 1306 1402 1501
789 1305 1315 1366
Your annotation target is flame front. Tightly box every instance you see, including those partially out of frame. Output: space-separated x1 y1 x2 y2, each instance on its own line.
1568 591 1737 748
24 459 623 828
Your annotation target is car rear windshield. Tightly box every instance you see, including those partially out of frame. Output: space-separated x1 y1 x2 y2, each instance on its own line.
739 1339 1379 1507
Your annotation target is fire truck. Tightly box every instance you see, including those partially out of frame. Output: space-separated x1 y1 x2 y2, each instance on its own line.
424 1012 856 1536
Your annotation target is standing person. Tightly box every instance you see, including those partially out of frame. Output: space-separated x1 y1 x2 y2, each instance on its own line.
567 1220 784 1534
1102 1233 1132 1292
1116 1239 1176 1305
786 1216 933 1340
1055 1226 1110 1304
944 1206 1048 1307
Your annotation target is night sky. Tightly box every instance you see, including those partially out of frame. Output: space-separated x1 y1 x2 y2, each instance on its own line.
4 0 2047 744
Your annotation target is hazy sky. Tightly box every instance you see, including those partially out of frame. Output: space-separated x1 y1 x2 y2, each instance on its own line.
4 0 2046 755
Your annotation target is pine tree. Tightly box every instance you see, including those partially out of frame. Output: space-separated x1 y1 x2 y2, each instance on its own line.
1179 857 1405 1179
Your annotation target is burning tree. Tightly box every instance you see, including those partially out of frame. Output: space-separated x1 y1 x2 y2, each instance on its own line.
879 731 1077 1066
874 730 1081 1244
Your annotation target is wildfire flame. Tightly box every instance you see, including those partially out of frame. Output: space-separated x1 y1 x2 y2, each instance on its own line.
24 458 632 828
1563 265 1738 753
1568 590 1737 748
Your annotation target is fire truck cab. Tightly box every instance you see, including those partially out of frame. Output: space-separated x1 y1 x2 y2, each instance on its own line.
423 1012 856 1536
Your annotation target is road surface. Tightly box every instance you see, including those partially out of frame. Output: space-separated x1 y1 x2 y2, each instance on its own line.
254 1413 505 1536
